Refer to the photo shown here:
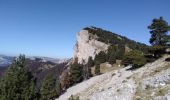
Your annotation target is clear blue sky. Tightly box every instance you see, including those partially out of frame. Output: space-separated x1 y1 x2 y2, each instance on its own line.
0 0 170 58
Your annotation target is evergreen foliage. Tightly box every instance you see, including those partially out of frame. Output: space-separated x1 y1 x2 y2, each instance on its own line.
40 74 60 100
107 45 117 64
94 51 107 64
148 45 166 58
122 50 147 69
106 45 125 64
0 55 37 100
86 57 94 78
148 17 170 46
95 62 100 75
84 26 148 53
70 59 83 85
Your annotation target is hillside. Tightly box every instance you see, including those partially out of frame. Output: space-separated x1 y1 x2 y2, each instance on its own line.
0 56 70 88
57 55 170 100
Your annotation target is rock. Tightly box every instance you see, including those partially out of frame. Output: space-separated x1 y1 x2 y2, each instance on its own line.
56 55 170 100
153 96 166 100
73 30 109 64
160 82 166 86
166 94 170 100
166 48 170 53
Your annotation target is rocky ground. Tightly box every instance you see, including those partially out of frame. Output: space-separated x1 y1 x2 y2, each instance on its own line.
56 55 170 100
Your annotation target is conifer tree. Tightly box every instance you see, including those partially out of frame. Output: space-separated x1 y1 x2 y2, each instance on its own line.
95 61 100 75
148 17 170 46
70 59 83 85
0 55 36 100
86 57 94 78
94 51 107 64
40 75 60 100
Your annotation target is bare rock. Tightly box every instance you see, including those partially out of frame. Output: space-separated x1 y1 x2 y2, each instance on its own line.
73 30 109 64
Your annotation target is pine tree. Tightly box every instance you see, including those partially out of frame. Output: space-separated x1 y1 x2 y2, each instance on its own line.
70 59 83 85
0 55 36 100
148 17 170 46
94 51 107 64
86 57 94 78
40 75 60 100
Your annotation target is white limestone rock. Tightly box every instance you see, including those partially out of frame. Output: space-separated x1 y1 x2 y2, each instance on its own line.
73 30 109 64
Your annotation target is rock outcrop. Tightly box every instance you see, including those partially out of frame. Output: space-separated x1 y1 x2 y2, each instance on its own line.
73 30 109 64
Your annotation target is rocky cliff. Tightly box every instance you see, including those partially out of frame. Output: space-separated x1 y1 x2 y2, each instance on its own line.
73 30 109 64
73 27 148 64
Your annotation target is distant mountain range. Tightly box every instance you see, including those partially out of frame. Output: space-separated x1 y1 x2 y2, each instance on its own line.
0 54 70 88
0 55 14 67
0 54 70 67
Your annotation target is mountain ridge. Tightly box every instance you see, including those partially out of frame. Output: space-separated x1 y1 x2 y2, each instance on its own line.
73 27 148 64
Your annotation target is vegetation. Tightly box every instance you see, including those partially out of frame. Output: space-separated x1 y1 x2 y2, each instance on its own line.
40 74 61 100
68 95 80 100
148 45 166 58
86 57 94 78
148 17 170 46
84 26 148 53
94 51 107 64
122 50 147 69
0 17 169 99
147 17 170 59
106 45 125 64
107 45 117 64
0 55 37 100
69 59 83 85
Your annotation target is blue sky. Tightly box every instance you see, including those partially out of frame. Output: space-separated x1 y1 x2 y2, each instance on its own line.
0 0 170 58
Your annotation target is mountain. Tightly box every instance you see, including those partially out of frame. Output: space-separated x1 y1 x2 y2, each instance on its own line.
0 55 70 67
0 55 14 67
0 55 70 88
28 56 70 64
73 27 148 64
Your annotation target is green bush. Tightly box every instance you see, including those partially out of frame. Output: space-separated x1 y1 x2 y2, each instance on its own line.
122 50 147 69
148 45 166 58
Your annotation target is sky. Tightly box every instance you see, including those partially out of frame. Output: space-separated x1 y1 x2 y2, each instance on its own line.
0 0 170 58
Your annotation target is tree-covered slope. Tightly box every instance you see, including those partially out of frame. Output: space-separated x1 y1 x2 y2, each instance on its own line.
83 26 148 53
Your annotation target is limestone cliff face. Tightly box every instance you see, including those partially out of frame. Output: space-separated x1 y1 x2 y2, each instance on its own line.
73 30 109 64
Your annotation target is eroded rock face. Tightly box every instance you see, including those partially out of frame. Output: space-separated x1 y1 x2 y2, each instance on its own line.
73 30 109 64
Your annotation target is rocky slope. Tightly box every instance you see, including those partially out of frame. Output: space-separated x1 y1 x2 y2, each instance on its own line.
57 55 170 100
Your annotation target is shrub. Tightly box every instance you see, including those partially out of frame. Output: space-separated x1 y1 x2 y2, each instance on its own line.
122 50 147 69
148 45 166 58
